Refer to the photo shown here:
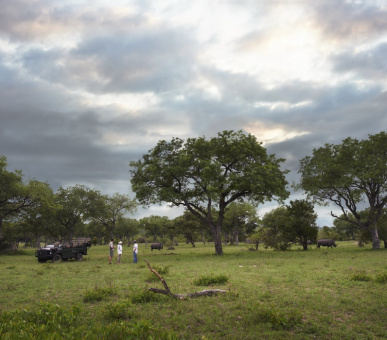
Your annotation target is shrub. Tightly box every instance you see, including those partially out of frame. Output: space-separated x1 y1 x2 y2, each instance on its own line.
146 265 170 282
0 303 80 337
194 274 229 286
0 304 176 339
374 272 387 283
250 304 303 330
129 288 168 304
83 284 117 302
349 270 372 282
104 299 135 321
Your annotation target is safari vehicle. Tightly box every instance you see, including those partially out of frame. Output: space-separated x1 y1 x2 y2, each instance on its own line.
35 237 91 263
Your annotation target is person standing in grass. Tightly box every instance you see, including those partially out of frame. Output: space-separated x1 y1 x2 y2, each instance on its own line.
117 241 123 264
133 240 138 263
109 239 114 264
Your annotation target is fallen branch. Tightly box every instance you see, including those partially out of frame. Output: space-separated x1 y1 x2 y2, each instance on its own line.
144 259 228 300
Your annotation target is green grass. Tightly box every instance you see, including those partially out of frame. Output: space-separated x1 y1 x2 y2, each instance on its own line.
0 242 386 339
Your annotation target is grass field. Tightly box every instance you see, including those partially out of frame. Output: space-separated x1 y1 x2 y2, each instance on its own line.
0 242 386 339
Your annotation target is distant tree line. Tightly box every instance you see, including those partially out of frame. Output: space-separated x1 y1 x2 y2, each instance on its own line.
1 130 387 252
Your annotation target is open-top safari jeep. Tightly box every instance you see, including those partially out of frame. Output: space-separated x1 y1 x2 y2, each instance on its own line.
35 237 91 263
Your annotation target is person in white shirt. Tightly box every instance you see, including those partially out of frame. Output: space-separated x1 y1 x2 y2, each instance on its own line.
133 240 138 263
108 239 114 265
117 241 123 264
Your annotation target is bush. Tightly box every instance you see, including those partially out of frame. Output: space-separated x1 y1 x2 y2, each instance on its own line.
83 284 117 302
250 304 303 330
0 304 176 339
194 274 229 286
349 270 372 282
129 288 168 304
0 303 80 337
104 299 135 320
374 272 387 283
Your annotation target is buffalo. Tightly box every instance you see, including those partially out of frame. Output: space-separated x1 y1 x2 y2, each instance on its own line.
151 242 163 251
317 239 337 248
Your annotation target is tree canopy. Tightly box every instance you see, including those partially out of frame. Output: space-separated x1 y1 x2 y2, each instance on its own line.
130 130 289 255
298 132 387 249
0 156 53 248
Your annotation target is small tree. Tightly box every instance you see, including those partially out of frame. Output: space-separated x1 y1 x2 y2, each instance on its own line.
286 200 318 250
260 206 292 250
88 192 137 239
173 210 208 247
140 215 169 242
223 202 258 245
377 209 387 248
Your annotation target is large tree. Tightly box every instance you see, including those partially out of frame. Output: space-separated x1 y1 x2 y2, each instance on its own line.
298 132 387 249
130 130 289 255
0 156 53 247
52 185 92 242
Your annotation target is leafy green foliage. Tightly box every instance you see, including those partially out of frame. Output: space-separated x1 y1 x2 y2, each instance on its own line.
83 284 118 302
104 299 135 320
194 274 229 286
298 132 387 249
0 304 176 339
0 303 80 338
129 288 168 304
374 272 387 283
249 304 303 330
349 270 372 282
130 130 289 255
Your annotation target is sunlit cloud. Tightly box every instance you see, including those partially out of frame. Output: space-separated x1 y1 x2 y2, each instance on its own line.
244 121 309 145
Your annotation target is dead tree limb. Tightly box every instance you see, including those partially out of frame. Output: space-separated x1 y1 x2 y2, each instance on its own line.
144 259 228 300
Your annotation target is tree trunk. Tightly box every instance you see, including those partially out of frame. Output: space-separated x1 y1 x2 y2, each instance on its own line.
212 224 223 255
370 226 380 249
384 240 387 249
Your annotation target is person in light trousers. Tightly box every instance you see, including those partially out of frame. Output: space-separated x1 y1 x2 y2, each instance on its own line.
133 240 138 263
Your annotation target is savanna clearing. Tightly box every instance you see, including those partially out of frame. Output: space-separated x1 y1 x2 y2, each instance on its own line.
0 242 386 339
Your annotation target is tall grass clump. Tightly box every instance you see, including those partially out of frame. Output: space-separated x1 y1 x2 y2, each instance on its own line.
83 284 117 302
248 303 303 330
349 269 372 282
0 303 80 338
104 299 135 321
374 272 387 283
145 264 170 282
194 274 229 286
129 288 169 304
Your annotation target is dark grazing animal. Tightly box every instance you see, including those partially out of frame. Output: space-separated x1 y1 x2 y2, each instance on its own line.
151 242 163 251
317 239 337 248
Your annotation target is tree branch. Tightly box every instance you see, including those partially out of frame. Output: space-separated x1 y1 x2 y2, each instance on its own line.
144 259 228 300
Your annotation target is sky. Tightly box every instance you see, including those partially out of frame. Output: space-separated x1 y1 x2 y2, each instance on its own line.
1 0 387 226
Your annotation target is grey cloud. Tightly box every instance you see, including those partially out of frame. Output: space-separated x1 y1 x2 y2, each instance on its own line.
0 0 146 42
75 30 198 94
332 43 387 79
312 1 387 43
18 28 198 94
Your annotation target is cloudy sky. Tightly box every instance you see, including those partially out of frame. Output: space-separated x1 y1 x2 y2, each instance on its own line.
1 0 387 226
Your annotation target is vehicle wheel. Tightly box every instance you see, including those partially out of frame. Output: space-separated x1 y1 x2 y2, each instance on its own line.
53 254 62 262
76 253 83 261
38 258 47 263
